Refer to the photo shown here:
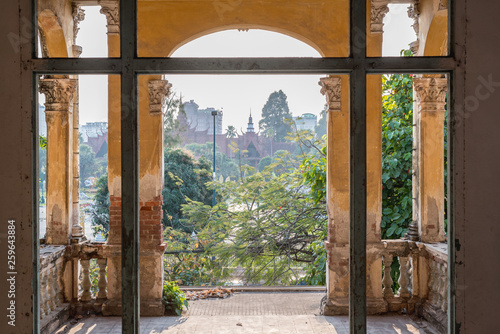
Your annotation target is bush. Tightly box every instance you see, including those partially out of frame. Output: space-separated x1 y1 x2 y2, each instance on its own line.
162 281 188 315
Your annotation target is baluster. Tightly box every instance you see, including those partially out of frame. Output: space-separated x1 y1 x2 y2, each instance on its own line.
97 258 108 300
438 263 447 311
80 259 92 302
382 254 394 297
427 261 436 303
440 267 448 312
40 271 48 318
398 257 410 298
47 266 57 311
434 263 444 308
56 261 64 305
411 253 419 298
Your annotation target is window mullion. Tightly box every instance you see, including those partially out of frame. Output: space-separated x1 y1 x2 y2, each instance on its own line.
120 0 140 333
349 0 368 333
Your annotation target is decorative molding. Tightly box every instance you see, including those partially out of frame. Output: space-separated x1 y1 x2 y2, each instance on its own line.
319 77 342 112
72 4 85 44
407 1 420 55
99 0 120 34
148 80 172 114
370 0 390 34
413 77 447 111
39 78 77 111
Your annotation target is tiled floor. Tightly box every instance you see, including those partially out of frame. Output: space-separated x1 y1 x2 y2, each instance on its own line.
56 292 440 334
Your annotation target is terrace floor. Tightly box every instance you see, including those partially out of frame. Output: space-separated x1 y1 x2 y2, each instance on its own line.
56 292 440 334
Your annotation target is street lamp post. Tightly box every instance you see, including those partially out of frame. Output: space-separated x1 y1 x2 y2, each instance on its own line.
211 110 218 206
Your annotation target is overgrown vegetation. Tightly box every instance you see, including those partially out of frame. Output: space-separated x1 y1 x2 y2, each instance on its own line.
162 281 188 315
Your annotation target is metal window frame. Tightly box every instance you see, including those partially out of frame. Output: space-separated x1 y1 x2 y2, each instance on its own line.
27 0 462 333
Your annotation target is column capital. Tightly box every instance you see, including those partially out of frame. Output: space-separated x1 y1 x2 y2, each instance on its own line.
319 77 342 112
370 0 390 34
39 78 77 112
72 4 85 44
99 0 120 34
148 80 172 115
413 77 448 111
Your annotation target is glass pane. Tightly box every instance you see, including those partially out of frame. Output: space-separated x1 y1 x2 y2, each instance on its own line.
37 4 112 58
138 0 346 57
369 2 449 57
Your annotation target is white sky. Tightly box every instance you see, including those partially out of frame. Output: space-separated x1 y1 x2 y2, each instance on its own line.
76 4 415 131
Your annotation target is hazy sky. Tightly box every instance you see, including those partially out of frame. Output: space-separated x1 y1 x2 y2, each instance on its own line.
76 4 415 131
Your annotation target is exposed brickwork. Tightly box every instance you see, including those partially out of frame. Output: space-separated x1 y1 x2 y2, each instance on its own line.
108 195 163 248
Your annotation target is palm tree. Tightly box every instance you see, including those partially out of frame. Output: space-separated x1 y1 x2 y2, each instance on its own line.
226 125 237 138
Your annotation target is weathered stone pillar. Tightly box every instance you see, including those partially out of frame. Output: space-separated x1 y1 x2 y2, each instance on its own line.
320 76 350 315
100 1 168 314
413 77 447 243
320 0 389 315
39 78 77 245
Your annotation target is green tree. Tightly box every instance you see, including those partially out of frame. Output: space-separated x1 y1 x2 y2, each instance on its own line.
162 148 213 233
259 90 293 142
315 104 328 139
163 93 186 149
381 70 414 239
90 174 110 239
182 141 327 285
226 125 237 138
80 144 97 185
184 142 239 181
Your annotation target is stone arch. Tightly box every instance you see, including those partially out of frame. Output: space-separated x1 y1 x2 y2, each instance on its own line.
423 10 448 56
38 9 69 58
137 0 349 57
169 25 325 57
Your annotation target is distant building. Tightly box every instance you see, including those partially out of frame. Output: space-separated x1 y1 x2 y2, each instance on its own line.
293 113 317 133
80 122 108 158
179 104 295 168
183 100 223 134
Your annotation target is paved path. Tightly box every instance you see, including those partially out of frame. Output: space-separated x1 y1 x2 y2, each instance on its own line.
56 292 440 334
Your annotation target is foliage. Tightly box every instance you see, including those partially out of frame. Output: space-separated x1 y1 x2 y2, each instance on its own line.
80 144 97 185
90 174 110 240
314 104 328 139
163 92 186 149
184 142 239 181
381 70 414 239
258 90 293 142
257 156 272 172
164 250 229 286
181 139 327 285
226 125 237 138
162 281 188 315
39 135 47 149
162 149 213 233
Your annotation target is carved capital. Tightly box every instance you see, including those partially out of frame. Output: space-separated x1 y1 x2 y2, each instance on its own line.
370 0 390 34
39 78 77 112
99 0 120 34
413 77 448 112
149 80 172 115
72 4 85 44
319 77 342 112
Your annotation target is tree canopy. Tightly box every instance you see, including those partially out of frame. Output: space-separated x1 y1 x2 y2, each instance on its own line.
259 90 293 142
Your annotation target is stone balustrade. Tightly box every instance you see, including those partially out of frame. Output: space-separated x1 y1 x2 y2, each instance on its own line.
382 240 448 331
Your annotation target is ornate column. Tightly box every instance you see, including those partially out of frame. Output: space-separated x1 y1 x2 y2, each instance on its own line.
413 77 447 243
370 0 390 34
39 78 77 245
319 76 349 315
